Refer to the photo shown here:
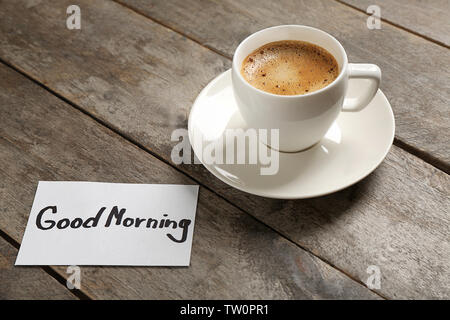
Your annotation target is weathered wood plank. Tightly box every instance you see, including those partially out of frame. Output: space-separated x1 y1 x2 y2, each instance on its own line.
0 0 448 299
0 64 377 299
117 0 450 170
0 236 77 299
339 0 450 47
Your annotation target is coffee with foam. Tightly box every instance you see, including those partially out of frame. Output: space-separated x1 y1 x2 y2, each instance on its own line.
241 40 339 95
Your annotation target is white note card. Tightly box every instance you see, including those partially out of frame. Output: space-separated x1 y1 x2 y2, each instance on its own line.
16 181 199 266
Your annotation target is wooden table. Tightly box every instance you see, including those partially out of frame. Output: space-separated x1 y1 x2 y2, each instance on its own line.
0 0 448 300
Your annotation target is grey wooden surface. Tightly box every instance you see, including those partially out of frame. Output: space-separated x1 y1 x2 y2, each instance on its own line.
0 64 378 299
117 0 450 172
0 0 449 299
0 237 76 299
339 0 450 47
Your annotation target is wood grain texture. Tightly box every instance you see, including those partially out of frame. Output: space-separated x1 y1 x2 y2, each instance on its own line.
0 0 448 299
0 237 76 299
339 0 450 47
0 64 377 299
117 0 450 170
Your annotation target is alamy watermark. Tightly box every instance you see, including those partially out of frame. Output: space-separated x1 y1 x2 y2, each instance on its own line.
66 265 81 289
366 265 381 289
66 5 81 30
364 241 397 289
171 128 279 175
366 5 381 30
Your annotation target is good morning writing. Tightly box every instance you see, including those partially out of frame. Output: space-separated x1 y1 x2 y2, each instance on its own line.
35 206 192 243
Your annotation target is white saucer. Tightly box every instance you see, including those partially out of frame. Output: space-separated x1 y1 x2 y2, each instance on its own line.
188 70 395 199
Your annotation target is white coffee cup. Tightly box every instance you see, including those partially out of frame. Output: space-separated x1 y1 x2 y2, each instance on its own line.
232 25 381 152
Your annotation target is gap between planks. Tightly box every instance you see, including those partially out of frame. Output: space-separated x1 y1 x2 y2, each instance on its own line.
334 0 450 50
112 0 450 175
0 227 91 300
0 57 387 300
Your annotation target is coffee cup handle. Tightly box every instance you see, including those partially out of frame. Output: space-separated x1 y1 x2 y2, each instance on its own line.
342 63 381 112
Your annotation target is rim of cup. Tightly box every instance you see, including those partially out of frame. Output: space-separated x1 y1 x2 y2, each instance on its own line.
232 25 349 99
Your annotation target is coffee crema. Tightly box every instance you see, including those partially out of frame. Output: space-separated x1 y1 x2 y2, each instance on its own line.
241 40 339 95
